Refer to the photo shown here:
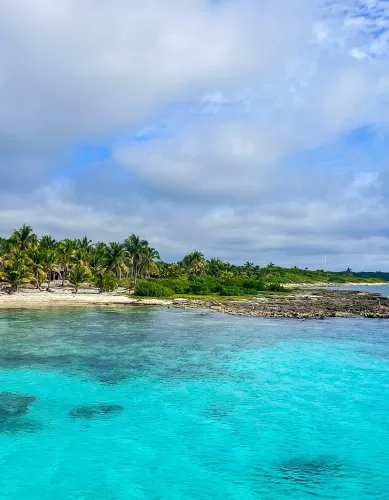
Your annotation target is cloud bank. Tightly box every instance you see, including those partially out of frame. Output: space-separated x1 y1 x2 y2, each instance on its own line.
0 0 389 269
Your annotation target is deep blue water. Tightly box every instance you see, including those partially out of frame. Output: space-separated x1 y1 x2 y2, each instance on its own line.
0 307 389 499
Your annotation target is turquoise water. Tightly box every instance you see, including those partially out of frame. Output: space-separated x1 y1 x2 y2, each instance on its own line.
0 308 389 499
327 285 389 297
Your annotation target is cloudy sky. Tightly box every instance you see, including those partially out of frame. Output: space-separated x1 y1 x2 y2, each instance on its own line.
1 0 389 269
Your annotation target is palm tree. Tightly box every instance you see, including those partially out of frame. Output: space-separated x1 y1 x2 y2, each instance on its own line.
58 239 76 286
181 251 207 276
0 253 34 292
104 242 130 279
29 247 45 289
77 236 93 252
158 262 185 278
68 266 91 294
92 271 119 293
89 242 107 271
9 224 37 251
40 235 57 250
41 249 59 290
72 248 90 269
208 258 227 277
125 234 148 285
140 247 160 278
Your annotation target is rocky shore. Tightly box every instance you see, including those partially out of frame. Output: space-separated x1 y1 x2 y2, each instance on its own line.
1 288 389 319
172 290 389 319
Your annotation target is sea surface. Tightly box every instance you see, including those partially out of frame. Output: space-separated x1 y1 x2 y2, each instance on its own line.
327 285 389 297
0 307 388 499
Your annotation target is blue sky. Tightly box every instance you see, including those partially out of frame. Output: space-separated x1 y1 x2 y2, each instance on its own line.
0 0 389 269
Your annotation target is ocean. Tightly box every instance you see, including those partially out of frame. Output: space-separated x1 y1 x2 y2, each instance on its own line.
0 306 388 499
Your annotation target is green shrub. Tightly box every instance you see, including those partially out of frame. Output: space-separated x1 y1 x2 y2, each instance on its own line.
93 272 119 293
159 278 191 294
267 283 286 292
134 280 174 298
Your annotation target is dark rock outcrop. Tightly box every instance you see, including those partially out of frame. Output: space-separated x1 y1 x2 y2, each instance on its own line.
278 455 341 480
0 392 36 417
173 290 389 319
69 403 124 419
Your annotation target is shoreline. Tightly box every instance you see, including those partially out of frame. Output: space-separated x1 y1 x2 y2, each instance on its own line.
0 287 389 318
284 282 388 288
0 291 171 309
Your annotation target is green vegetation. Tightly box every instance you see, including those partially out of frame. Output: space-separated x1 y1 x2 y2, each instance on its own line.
134 277 272 298
0 225 386 296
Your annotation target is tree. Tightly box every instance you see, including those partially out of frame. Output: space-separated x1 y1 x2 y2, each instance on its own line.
9 224 37 251
140 247 160 278
125 234 148 285
29 248 45 289
58 239 76 286
72 248 90 269
41 249 59 290
208 258 227 278
181 251 207 276
77 236 93 252
68 266 91 294
0 253 34 292
89 242 107 271
103 242 130 279
40 235 57 250
92 271 119 293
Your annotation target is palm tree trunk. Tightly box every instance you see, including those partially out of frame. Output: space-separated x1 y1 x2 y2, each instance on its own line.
62 266 67 287
133 261 138 285
47 272 51 290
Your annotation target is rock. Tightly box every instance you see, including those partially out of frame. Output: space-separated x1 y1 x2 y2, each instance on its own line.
69 403 124 419
0 392 36 417
278 455 341 479
171 290 389 319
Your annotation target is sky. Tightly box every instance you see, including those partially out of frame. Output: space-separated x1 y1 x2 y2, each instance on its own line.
1 0 389 270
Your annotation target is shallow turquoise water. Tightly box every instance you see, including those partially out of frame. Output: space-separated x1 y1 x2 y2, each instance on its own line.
0 308 388 499
327 285 389 297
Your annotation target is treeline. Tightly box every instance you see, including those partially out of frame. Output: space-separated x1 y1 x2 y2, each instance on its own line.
344 271 389 282
0 225 386 296
0 225 159 293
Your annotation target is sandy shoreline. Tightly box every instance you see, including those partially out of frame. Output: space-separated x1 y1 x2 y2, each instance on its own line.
0 290 172 309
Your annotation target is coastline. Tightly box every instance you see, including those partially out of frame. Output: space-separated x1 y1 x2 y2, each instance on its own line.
284 282 388 288
0 290 171 309
1 287 389 318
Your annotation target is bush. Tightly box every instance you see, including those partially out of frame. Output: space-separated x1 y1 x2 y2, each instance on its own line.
93 272 119 293
135 277 270 297
134 281 174 298
158 278 190 294
267 283 286 292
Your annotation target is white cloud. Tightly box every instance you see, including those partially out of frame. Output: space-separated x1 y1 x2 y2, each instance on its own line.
0 0 389 268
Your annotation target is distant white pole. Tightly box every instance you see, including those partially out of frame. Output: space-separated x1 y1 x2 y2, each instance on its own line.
325 255 327 272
